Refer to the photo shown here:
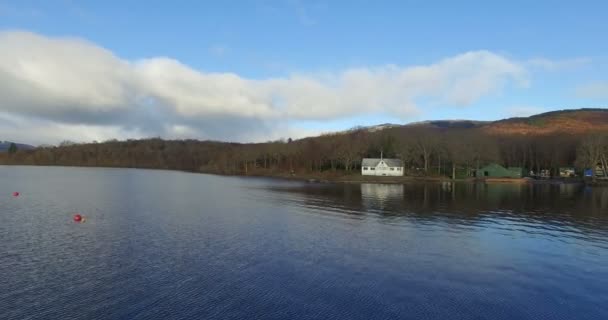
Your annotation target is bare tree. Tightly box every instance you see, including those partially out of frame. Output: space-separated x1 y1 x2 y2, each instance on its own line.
576 134 608 178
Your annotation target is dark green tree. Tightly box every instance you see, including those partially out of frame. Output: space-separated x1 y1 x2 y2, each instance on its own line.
8 143 17 154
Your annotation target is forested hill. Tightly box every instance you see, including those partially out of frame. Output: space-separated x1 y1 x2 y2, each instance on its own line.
0 141 35 152
396 108 608 133
482 108 608 135
1 108 607 178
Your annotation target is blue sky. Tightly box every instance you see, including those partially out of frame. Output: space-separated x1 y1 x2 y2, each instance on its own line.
0 0 607 144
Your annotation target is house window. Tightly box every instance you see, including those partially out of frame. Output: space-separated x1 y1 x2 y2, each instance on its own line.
370 168 375 170
363 167 368 170
390 168 394 171
397 167 401 171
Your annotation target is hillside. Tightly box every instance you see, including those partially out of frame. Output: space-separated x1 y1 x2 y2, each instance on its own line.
1 108 607 180
0 141 35 152
482 108 608 135
355 109 608 135
406 120 490 129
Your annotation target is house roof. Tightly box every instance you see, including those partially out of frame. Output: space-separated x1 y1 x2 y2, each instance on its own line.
478 163 505 170
478 163 522 173
362 158 403 167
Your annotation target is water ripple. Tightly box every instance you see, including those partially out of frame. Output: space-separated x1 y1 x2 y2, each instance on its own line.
1 168 607 320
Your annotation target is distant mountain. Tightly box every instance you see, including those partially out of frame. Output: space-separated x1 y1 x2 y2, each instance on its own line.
406 120 490 129
4 109 607 153
2 108 607 178
482 108 608 135
343 120 489 134
363 123 402 132
0 141 35 152
353 108 608 135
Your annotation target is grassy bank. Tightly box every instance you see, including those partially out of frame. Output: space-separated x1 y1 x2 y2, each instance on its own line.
238 170 589 185
225 169 534 184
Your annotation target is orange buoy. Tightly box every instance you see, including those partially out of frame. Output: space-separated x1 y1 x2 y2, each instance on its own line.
73 214 83 222
12 192 19 197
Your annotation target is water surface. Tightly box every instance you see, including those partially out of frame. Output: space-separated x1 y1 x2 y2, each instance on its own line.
1 166 607 319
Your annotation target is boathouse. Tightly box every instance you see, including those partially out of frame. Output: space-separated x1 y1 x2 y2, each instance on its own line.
361 154 404 177
476 164 523 178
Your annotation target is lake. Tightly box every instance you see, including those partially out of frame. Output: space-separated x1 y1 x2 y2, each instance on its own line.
1 166 607 319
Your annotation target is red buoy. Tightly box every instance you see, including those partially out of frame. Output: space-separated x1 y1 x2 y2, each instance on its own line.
73 214 83 222
12 192 19 197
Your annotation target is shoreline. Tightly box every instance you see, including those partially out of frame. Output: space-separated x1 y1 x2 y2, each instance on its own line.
255 173 585 185
0 163 588 185
206 170 588 186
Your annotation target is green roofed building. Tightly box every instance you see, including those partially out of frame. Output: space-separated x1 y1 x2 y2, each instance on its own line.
476 164 524 178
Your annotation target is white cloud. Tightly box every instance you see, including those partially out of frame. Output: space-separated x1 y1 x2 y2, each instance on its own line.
575 82 608 99
0 31 136 120
263 51 527 120
0 112 145 145
0 31 532 144
134 58 273 118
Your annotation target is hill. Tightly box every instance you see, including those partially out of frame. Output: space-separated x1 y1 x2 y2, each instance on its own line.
0 141 35 152
482 108 608 135
406 120 490 129
354 108 607 135
0 108 606 180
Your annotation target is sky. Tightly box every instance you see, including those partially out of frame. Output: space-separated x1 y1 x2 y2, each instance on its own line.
0 0 607 145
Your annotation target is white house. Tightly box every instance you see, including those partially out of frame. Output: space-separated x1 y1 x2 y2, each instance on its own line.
361 155 404 176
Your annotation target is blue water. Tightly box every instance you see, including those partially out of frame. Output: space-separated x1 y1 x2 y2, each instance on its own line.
1 166 607 319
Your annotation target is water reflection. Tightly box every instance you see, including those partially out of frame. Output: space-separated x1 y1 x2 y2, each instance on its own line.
3 167 608 320
361 183 403 211
262 182 608 241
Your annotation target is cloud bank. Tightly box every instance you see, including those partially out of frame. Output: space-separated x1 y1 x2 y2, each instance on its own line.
0 31 530 144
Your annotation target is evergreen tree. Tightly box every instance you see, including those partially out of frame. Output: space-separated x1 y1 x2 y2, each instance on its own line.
8 143 17 154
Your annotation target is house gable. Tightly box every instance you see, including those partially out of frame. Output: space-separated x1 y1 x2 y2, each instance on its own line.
361 158 404 176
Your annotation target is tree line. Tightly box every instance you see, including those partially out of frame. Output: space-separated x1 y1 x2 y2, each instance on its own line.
1 126 607 179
